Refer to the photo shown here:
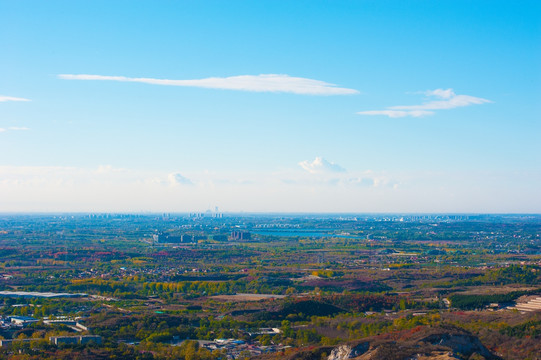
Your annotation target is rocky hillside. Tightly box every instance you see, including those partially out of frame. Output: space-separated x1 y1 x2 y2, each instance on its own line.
273 326 502 360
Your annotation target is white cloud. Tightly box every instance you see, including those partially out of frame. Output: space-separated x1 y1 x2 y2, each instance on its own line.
345 171 399 188
391 89 491 111
348 177 375 187
299 157 346 174
425 89 455 99
1 165 537 212
58 73 359 95
278 167 397 191
168 172 193 186
0 95 30 102
358 88 491 118
0 165 194 188
357 110 434 118
0 126 31 134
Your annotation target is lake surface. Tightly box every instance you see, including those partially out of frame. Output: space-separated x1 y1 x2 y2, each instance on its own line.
252 229 362 239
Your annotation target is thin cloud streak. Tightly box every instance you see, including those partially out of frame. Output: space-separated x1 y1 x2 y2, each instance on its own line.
357 110 434 118
358 88 491 118
390 94 491 111
0 127 30 133
58 73 359 95
0 95 30 102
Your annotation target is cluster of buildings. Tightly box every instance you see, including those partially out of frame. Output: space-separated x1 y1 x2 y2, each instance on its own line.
189 212 223 219
0 313 100 349
152 233 198 244
49 335 102 345
189 336 288 359
230 231 251 241
152 231 252 244
1 316 39 328
1 314 91 330
508 296 541 312
0 335 102 348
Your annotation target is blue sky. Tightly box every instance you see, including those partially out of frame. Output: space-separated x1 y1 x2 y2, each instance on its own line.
1 0 540 212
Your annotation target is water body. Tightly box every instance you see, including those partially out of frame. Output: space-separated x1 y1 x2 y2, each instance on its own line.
252 229 361 239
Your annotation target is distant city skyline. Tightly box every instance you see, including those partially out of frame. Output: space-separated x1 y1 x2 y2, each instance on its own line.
1 1 540 213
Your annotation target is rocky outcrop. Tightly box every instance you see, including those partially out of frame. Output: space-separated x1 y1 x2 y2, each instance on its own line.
327 342 369 360
420 333 497 360
322 331 501 360
282 327 501 360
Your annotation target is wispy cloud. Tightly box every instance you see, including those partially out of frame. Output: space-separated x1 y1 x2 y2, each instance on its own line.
391 89 491 111
358 88 491 118
168 172 193 186
58 73 359 95
1 165 537 212
0 127 30 133
357 110 434 118
299 157 346 174
0 95 30 102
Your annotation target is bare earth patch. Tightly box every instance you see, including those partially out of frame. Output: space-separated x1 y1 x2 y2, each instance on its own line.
211 293 287 301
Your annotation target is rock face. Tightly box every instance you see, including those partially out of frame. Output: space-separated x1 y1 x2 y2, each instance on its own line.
327 342 369 360
420 333 497 360
285 327 501 360
322 332 500 360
